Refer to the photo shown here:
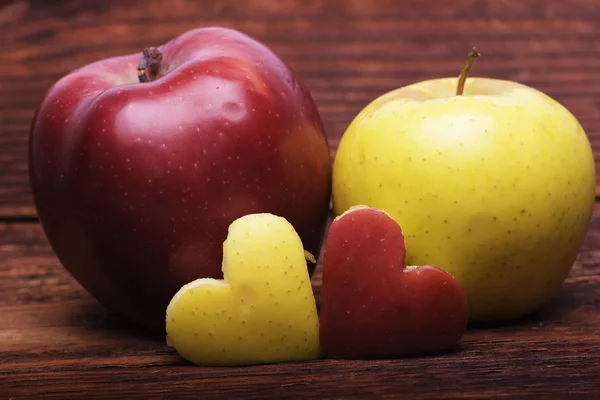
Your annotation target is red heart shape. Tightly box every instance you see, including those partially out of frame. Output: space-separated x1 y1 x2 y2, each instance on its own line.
319 206 469 359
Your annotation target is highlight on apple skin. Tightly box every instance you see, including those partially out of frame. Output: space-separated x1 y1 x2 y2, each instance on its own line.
28 26 332 333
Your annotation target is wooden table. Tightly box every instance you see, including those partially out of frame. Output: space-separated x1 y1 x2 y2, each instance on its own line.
2 1 600 398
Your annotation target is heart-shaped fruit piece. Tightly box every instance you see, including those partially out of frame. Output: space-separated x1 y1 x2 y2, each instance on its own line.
165 213 321 366
319 205 469 359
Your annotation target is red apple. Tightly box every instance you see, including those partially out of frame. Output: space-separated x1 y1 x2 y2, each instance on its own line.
319 206 468 359
28 26 332 333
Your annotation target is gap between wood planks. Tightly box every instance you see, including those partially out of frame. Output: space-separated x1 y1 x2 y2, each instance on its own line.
2 196 600 223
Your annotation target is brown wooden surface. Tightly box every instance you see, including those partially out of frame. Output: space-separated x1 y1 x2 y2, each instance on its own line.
2 0 600 398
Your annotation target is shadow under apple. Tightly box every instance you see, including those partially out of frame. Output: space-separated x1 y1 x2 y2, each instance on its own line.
466 280 600 331
67 298 167 341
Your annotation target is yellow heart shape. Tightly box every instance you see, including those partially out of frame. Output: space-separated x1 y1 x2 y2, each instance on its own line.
165 213 322 366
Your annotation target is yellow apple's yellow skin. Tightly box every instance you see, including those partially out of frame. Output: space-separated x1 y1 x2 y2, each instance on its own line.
332 77 596 321
165 213 321 366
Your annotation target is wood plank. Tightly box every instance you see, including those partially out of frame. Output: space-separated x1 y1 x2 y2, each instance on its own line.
2 199 600 398
2 0 600 217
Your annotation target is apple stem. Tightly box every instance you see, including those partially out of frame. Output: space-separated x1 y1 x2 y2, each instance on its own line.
137 47 163 83
456 49 481 96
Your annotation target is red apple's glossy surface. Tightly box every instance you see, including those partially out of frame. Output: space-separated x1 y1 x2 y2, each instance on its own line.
319 206 468 359
28 27 332 332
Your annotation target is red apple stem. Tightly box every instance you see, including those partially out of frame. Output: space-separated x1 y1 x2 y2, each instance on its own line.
456 49 481 96
137 47 163 83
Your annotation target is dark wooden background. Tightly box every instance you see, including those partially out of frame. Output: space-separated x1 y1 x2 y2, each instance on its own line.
2 0 600 398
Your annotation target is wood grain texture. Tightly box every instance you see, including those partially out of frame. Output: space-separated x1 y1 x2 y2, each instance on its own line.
2 203 600 399
3 1 600 398
2 0 600 216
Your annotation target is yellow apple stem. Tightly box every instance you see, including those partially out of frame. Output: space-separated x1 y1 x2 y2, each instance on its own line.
456 49 481 96
137 47 163 83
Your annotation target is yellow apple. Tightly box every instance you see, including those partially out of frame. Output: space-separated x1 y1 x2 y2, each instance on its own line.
165 213 321 366
332 53 596 321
